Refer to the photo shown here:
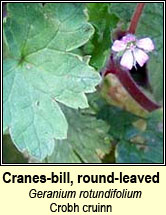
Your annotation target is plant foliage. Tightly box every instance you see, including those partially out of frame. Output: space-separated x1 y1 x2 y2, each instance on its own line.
3 3 163 163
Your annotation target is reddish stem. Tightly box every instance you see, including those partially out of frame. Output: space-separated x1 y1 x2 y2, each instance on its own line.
103 57 160 112
128 3 145 34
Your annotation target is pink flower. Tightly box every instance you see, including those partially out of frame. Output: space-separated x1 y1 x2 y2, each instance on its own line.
112 34 155 70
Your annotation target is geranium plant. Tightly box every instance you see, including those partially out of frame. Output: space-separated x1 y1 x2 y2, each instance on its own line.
3 3 163 163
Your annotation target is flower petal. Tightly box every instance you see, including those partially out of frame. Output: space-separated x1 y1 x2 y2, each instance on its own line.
112 40 126 52
122 34 136 43
133 48 149 67
136 37 155 52
120 50 134 70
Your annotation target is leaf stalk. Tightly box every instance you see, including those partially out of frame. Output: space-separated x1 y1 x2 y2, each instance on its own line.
128 3 145 34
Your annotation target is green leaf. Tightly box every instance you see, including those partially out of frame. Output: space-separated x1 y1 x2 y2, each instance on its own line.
88 93 138 139
46 105 111 163
3 3 101 160
116 109 163 163
111 3 136 25
85 3 119 70
137 3 163 103
88 93 163 163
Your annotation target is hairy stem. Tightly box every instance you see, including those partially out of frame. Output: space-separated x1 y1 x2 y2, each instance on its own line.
128 3 145 34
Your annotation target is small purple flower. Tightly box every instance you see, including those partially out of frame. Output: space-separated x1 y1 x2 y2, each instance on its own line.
112 34 155 70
